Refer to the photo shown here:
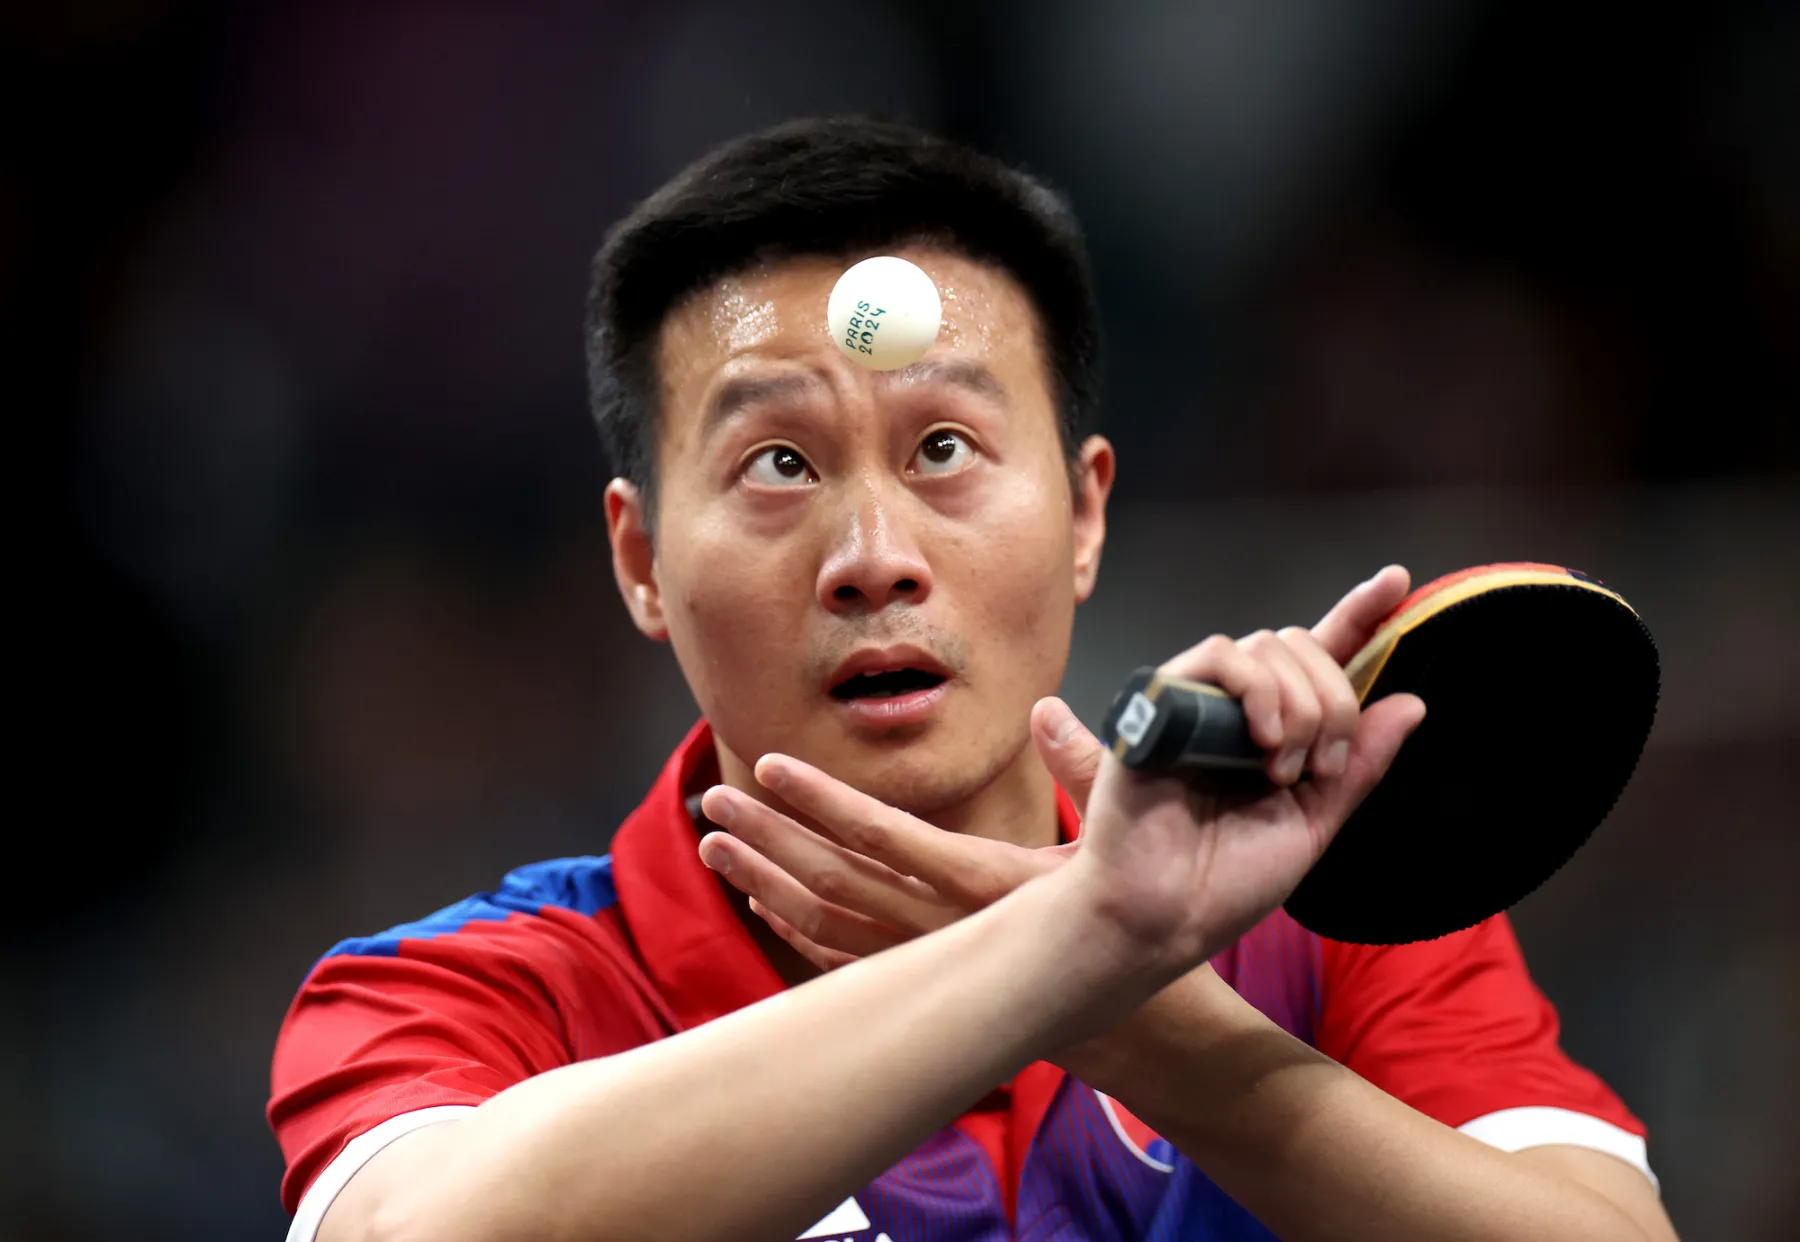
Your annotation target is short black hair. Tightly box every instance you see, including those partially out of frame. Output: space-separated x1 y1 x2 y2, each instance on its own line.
584 116 1102 518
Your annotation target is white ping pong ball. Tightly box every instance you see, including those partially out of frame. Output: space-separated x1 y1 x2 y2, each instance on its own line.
827 256 943 371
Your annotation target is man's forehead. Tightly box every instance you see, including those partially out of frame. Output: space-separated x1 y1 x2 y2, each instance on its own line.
656 248 1045 390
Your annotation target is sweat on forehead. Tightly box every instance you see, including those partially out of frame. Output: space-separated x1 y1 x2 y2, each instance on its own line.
650 250 1052 444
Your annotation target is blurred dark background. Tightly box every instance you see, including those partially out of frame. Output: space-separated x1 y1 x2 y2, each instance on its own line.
4 0 1796 1238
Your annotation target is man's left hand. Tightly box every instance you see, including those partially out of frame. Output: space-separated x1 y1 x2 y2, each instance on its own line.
697 694 1098 971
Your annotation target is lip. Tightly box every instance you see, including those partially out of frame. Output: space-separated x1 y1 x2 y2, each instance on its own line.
825 643 954 731
826 644 953 691
832 679 951 729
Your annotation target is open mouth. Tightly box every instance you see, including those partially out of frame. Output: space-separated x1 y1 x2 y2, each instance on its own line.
830 667 949 700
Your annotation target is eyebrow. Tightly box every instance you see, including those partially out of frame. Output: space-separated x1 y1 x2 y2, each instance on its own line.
879 359 1010 408
700 373 827 439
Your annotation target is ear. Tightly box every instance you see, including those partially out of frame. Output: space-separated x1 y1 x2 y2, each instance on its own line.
605 478 668 641
1070 435 1114 603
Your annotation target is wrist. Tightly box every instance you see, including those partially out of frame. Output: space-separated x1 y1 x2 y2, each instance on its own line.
1058 847 1216 970
1052 963 1247 1098
1008 862 1188 1049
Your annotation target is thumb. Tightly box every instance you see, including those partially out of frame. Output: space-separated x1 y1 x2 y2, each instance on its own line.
1296 693 1427 843
1031 696 1106 817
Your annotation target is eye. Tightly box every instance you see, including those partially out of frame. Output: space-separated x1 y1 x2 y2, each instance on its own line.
911 428 974 477
743 444 815 488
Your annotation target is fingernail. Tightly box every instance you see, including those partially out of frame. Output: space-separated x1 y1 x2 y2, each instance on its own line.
699 841 731 875
1052 708 1079 746
705 791 735 827
1276 748 1305 784
1321 739 1350 778
758 759 787 792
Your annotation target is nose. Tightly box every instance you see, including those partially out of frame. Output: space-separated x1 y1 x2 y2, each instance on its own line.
816 478 933 615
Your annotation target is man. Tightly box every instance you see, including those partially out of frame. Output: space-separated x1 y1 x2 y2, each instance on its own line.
268 117 1677 1242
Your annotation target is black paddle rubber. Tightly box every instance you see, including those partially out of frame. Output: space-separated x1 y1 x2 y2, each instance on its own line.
1283 582 1661 944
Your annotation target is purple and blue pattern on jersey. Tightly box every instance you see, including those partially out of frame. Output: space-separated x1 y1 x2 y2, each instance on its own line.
859 1130 1011 1241
835 911 1321 1240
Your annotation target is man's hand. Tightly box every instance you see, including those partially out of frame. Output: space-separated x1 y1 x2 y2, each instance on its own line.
699 566 1425 975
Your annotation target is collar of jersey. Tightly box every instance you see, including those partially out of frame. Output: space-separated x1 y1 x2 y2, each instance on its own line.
609 717 1084 1032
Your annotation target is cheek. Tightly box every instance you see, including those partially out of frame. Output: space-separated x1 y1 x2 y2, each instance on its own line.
662 531 804 698
949 478 1077 663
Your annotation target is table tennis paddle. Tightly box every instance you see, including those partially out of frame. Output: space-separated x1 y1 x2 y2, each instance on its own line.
1098 563 1660 944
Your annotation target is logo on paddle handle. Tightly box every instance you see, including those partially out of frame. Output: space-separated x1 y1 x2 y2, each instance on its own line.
1115 693 1157 748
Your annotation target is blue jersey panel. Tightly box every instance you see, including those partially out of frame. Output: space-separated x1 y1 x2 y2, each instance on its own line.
1141 1163 1283 1242
312 855 618 966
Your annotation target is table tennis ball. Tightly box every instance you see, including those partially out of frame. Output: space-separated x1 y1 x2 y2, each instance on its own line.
827 256 943 370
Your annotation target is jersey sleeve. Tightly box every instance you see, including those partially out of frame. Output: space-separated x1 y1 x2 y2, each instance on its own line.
1316 914 1650 1167
269 896 668 1219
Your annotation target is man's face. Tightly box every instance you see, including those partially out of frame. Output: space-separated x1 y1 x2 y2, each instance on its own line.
608 247 1111 816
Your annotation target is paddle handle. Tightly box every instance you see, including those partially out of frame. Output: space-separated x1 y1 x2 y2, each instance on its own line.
1099 666 1266 774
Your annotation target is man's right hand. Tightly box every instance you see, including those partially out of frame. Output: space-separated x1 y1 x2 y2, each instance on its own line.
1058 565 1426 982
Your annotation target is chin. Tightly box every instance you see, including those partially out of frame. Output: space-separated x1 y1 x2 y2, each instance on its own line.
827 726 1018 816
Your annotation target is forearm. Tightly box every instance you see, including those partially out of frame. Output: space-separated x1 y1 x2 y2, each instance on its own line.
1061 967 1669 1242
331 867 1156 1242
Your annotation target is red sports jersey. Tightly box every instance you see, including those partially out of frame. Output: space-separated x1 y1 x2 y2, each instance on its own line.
269 719 1652 1241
